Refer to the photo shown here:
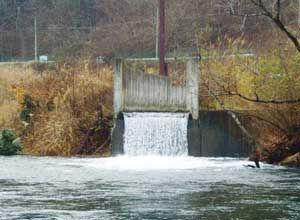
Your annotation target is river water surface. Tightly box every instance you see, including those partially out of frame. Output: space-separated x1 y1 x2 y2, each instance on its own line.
0 156 299 220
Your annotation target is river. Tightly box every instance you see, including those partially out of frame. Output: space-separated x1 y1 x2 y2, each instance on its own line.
0 156 299 220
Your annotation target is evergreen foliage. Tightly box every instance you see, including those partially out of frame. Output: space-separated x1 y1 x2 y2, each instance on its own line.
0 129 22 156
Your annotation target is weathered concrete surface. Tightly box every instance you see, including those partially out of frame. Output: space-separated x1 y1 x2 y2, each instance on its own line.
186 59 200 120
111 113 124 156
123 71 187 112
113 58 200 120
113 59 123 118
188 111 252 157
187 117 201 156
111 111 252 157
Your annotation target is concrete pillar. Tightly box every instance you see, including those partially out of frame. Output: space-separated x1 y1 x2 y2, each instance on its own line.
111 114 125 156
113 59 123 118
186 58 200 120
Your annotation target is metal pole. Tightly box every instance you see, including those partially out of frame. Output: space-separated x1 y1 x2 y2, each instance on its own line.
159 0 167 76
34 16 38 62
16 6 21 60
299 0 300 29
155 8 159 58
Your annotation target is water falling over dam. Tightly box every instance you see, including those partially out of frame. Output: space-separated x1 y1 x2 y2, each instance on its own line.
111 58 252 157
123 112 189 156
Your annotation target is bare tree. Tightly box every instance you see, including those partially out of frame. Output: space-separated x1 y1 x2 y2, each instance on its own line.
222 0 300 53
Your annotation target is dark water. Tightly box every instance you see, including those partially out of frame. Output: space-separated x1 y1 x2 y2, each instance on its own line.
0 156 299 220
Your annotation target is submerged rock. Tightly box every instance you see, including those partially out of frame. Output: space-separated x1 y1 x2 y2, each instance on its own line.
280 153 300 168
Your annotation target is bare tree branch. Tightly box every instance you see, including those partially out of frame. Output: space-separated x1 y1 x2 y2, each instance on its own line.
202 79 260 167
227 91 300 104
245 113 288 136
250 0 300 53
205 65 300 105
202 81 256 144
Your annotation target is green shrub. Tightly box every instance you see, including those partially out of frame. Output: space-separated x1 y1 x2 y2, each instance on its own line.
20 94 36 122
0 129 22 156
20 109 32 122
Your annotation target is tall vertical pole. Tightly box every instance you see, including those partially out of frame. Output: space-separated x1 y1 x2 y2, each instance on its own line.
298 0 300 29
16 6 22 60
159 0 167 76
155 8 159 58
34 16 38 62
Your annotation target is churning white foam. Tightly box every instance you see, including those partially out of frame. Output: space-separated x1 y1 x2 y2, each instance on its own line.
123 112 189 156
65 157 250 171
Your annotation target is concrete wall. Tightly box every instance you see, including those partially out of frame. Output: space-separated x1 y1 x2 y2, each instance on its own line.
111 111 252 157
123 71 187 112
112 58 251 157
186 59 200 120
113 58 200 120
111 113 125 156
188 111 252 157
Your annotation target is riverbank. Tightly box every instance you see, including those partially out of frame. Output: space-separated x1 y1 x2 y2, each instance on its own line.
0 60 299 167
260 136 300 168
0 61 113 156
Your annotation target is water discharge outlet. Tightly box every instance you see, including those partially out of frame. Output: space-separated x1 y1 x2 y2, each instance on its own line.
123 112 189 156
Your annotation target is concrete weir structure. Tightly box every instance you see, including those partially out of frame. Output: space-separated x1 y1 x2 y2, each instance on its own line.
113 58 199 120
111 58 251 157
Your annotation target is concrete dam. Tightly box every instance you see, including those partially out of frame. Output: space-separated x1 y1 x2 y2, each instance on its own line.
111 58 251 157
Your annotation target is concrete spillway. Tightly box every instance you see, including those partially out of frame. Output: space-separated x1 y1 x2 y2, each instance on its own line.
112 111 252 157
123 112 189 156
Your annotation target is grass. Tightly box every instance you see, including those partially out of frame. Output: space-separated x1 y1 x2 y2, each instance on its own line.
0 60 113 156
0 63 35 132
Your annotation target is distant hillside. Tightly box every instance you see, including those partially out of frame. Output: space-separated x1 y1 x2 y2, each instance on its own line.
0 0 298 60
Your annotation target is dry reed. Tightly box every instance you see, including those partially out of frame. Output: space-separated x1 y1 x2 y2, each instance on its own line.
0 60 113 156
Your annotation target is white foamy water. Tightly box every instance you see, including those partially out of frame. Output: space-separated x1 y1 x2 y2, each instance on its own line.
123 112 189 156
64 156 259 171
